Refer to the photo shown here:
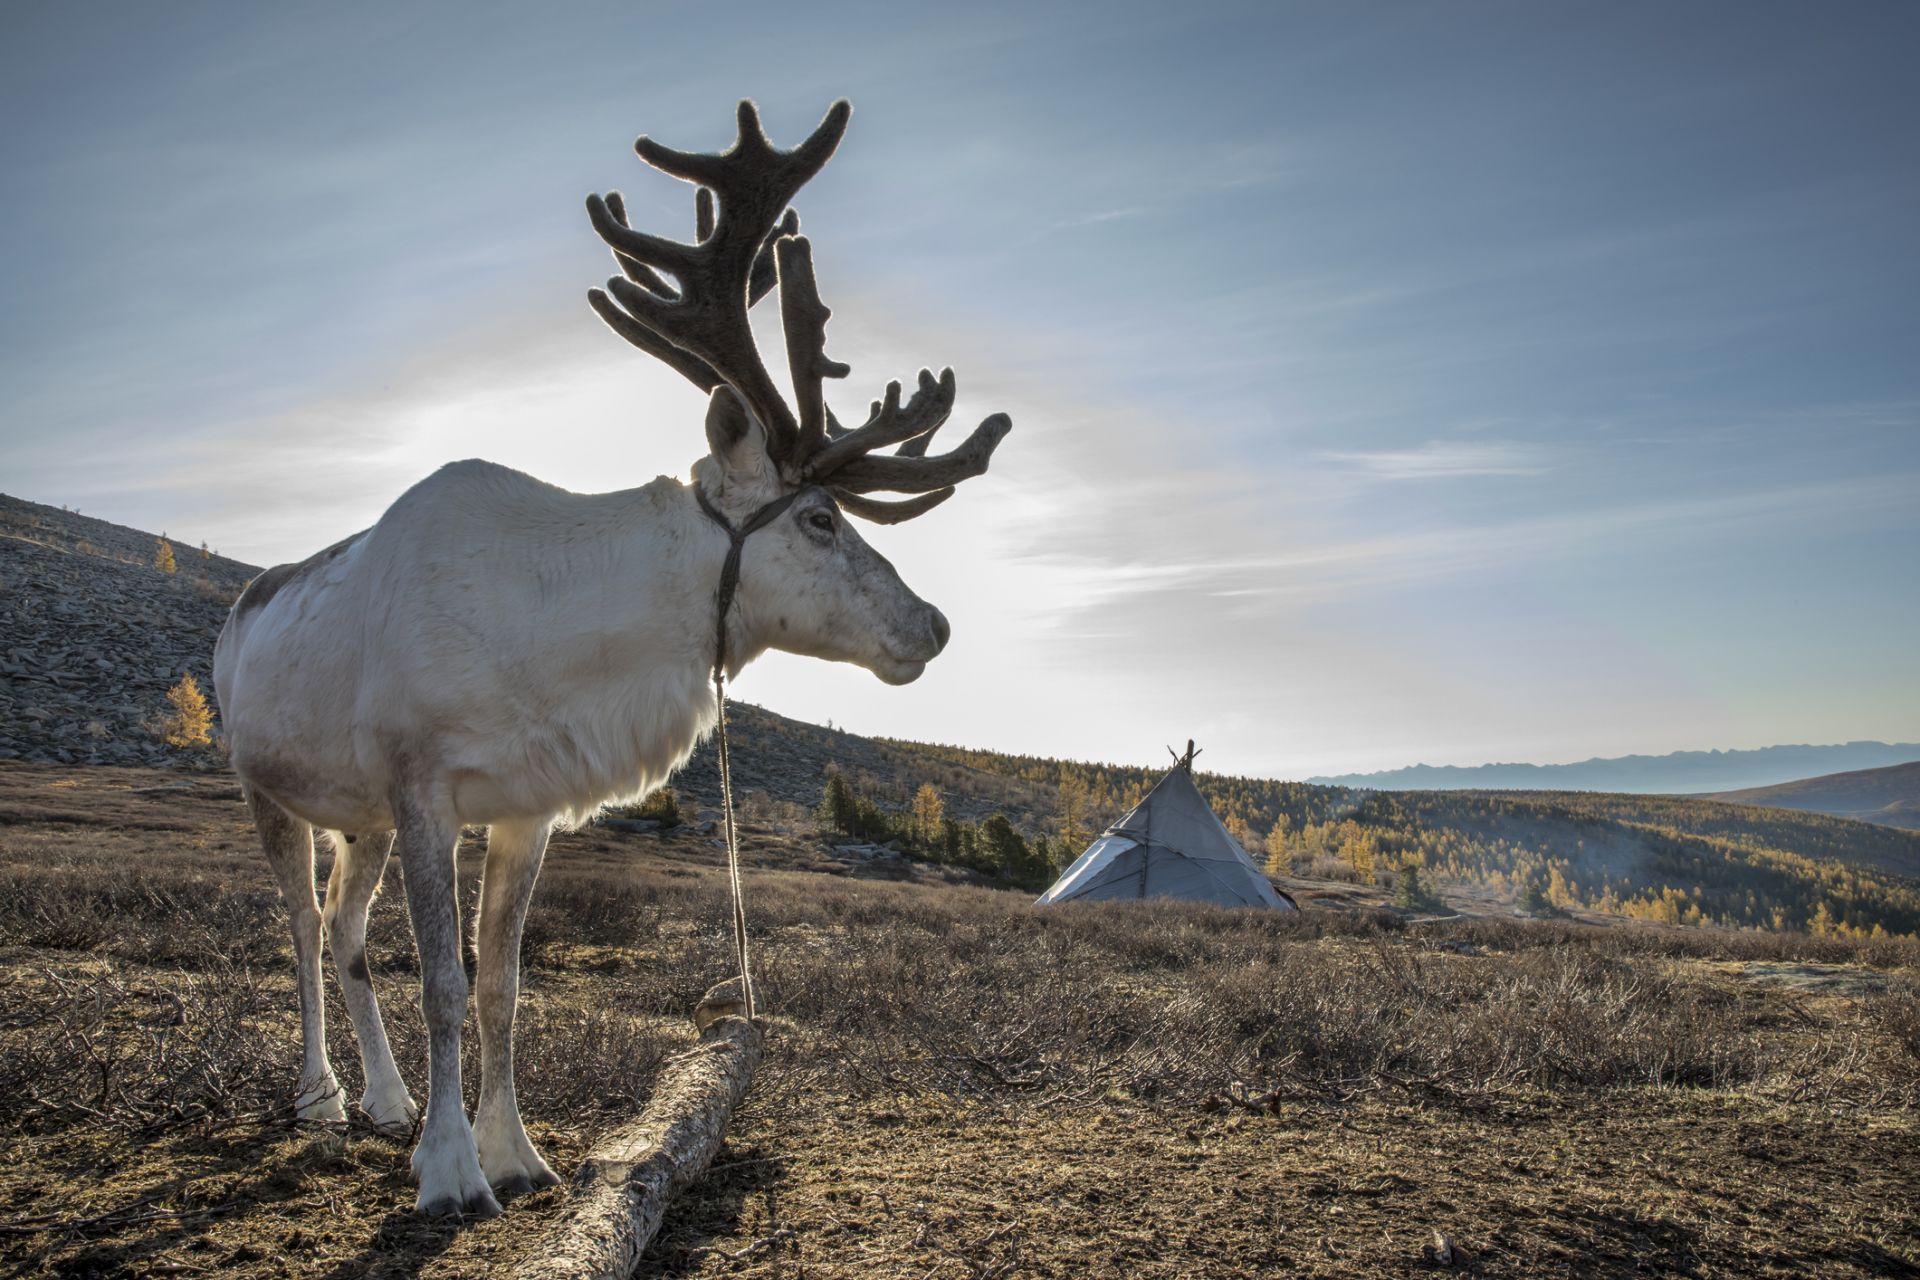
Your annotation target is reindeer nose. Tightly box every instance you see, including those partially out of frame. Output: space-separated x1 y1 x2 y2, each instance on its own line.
929 608 951 654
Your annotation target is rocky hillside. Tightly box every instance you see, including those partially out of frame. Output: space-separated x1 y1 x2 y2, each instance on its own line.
1 494 254 768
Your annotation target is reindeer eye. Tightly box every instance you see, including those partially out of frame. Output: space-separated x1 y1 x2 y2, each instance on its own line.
806 510 835 533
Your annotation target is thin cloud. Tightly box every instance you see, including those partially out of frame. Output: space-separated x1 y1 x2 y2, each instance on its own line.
1034 469 1920 615
1316 440 1551 480
1061 206 1150 228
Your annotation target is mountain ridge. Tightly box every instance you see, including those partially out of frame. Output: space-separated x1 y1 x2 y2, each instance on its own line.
1308 742 1920 795
1710 760 1920 832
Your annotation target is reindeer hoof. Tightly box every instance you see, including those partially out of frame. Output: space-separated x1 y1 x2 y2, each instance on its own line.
483 1151 561 1196
295 1079 348 1125
491 1164 562 1197
416 1187 502 1219
413 1129 500 1219
359 1087 419 1136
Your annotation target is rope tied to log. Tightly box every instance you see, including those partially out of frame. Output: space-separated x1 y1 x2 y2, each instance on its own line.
468 980 765 1280
693 484 803 1020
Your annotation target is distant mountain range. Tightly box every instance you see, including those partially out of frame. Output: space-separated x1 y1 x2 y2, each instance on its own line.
1711 761 1920 832
1308 742 1920 796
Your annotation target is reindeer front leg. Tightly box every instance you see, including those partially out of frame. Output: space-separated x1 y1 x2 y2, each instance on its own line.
473 816 560 1194
245 790 345 1124
393 786 500 1218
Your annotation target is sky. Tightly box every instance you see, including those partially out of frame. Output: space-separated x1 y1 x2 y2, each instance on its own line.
3 1 1917 778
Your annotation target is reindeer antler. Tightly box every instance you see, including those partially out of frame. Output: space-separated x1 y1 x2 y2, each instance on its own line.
587 100 841 468
587 99 1011 520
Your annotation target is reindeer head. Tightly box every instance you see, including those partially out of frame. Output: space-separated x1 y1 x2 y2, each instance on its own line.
586 101 1009 684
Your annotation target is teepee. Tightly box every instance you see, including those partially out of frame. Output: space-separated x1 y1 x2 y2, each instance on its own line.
1036 742 1296 910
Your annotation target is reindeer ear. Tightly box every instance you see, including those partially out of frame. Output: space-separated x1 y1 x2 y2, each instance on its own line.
704 386 753 456
704 385 779 487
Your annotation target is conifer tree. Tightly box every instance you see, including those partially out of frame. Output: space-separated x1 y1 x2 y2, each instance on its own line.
1263 817 1292 875
161 674 212 747
911 782 944 847
817 770 856 834
1057 771 1091 849
980 814 1029 880
1517 877 1559 918
1394 861 1440 910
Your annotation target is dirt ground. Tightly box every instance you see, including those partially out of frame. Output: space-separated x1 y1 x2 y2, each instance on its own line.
1 762 1916 1279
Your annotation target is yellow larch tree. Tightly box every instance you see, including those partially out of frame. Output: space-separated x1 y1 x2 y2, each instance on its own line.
162 673 213 747
911 782 944 846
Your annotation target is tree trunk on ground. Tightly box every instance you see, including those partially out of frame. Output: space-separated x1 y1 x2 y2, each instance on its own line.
504 985 763 1280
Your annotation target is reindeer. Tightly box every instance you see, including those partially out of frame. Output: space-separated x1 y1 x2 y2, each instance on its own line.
211 100 1009 1217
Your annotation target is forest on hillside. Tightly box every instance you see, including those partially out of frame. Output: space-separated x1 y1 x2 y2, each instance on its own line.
856 739 1920 939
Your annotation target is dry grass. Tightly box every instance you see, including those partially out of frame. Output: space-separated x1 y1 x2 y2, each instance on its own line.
1 761 1917 1278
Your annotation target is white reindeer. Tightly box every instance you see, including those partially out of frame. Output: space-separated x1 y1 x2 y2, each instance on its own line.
212 100 1009 1217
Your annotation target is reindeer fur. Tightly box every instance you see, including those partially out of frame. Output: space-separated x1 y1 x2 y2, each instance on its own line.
214 399 950 1215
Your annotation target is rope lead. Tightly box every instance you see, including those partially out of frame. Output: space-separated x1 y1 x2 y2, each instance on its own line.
693 484 800 1023
713 668 754 1021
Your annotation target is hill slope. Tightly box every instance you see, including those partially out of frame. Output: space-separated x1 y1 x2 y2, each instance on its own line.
5 491 1920 937
872 739 1920 936
1308 742 1920 794
1711 760 1920 831
0 492 1059 820
1 493 253 767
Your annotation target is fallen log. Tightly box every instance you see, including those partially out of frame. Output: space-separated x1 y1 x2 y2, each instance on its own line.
509 981 763 1280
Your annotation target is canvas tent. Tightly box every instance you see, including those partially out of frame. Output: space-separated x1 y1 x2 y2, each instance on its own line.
1036 744 1296 910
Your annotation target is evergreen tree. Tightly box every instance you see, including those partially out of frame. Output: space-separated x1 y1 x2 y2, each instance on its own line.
1031 833 1054 879
1517 876 1561 918
637 786 682 827
817 770 856 834
957 822 980 869
979 814 1028 879
1394 861 1440 911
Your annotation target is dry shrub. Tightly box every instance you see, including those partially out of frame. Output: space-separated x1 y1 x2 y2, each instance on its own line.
728 881 1913 1110
5 824 1917 1165
739 789 809 831
1872 989 1920 1076
1298 855 1366 883
191 575 239 605
0 956 291 1137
